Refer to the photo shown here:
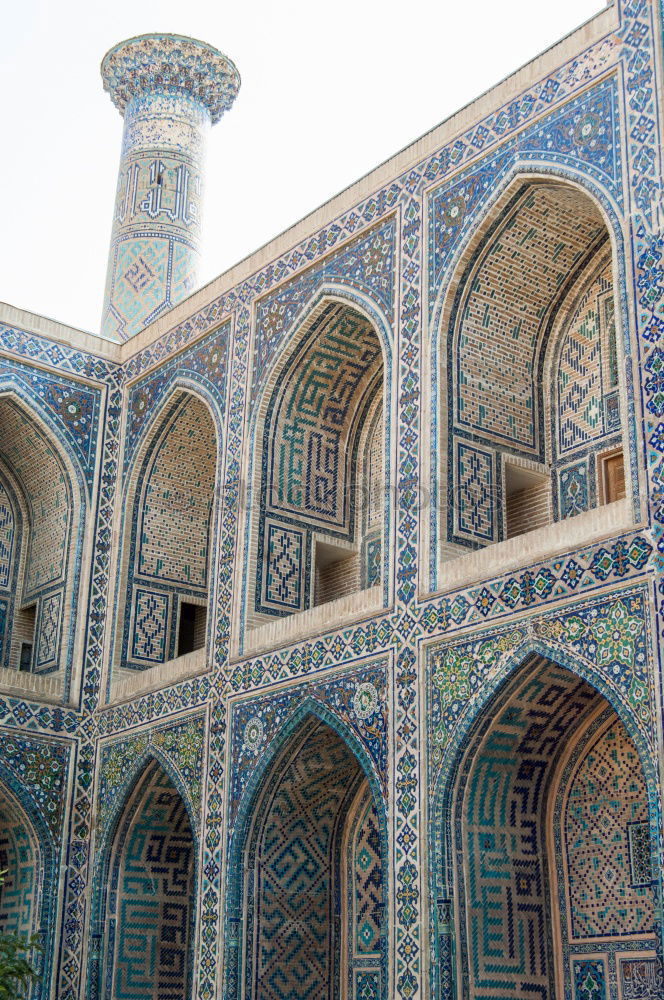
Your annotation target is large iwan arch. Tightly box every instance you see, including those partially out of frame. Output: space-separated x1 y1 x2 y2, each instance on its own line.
441 655 660 1000
97 758 197 1000
226 710 388 1000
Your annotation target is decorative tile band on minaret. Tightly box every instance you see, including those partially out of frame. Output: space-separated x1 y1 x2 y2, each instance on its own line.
100 34 240 342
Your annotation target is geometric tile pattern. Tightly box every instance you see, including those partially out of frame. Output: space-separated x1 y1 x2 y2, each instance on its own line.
455 659 601 999
0 477 15 589
355 971 381 1000
264 523 304 610
253 220 395 401
97 714 206 836
628 820 653 887
263 303 382 532
131 590 169 664
0 788 38 938
454 443 495 542
109 765 194 1000
100 30 240 342
565 719 653 938
0 731 70 840
36 590 61 670
0 397 71 597
2 8 664 1000
246 720 368 1000
556 262 614 455
229 660 388 828
451 184 606 451
138 396 216 588
352 794 383 955
258 302 382 615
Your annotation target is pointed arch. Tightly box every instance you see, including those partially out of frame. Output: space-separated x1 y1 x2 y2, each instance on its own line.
241 286 393 645
91 756 198 1000
427 166 638 587
0 761 59 999
111 382 221 683
430 646 662 1000
225 698 389 1000
0 384 88 690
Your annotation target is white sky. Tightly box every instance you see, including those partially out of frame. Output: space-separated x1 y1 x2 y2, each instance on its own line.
0 0 603 336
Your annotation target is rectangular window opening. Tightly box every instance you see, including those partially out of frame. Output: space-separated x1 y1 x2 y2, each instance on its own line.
177 601 207 657
600 450 626 504
504 463 551 540
15 604 36 672
314 540 360 607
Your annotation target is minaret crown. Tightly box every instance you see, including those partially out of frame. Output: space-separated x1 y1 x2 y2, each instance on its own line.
101 34 240 125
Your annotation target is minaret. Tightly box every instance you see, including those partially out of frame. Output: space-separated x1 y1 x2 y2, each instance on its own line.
100 34 240 341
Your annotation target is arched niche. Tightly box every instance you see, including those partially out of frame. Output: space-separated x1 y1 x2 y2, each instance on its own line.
245 297 387 634
444 655 660 1000
0 783 42 939
100 759 197 1000
439 178 630 559
227 713 388 1000
113 387 219 681
0 393 85 684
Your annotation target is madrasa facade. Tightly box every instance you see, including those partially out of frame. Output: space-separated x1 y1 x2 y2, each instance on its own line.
1 2 663 998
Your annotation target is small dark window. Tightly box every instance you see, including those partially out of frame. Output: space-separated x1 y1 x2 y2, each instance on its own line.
19 642 33 672
177 602 207 657
15 604 36 671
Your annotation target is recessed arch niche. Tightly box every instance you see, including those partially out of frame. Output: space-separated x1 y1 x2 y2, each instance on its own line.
449 655 659 1000
114 388 218 676
0 393 84 679
248 298 386 630
441 178 629 557
231 715 388 1000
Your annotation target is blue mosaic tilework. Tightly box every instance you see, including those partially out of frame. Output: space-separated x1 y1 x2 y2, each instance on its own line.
253 219 395 400
0 477 15 588
0 786 38 938
453 659 603 998
0 357 101 489
256 302 383 617
123 319 230 477
263 523 304 610
229 660 388 826
366 536 381 587
97 714 205 835
35 591 62 670
559 460 590 519
356 971 381 999
103 763 195 1000
101 35 239 341
131 589 169 663
0 730 70 840
0 6 660 999
454 443 496 543
244 721 367 1000
353 797 382 956
428 78 622 299
628 820 653 887
428 590 653 786
565 720 653 938
573 959 607 1000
